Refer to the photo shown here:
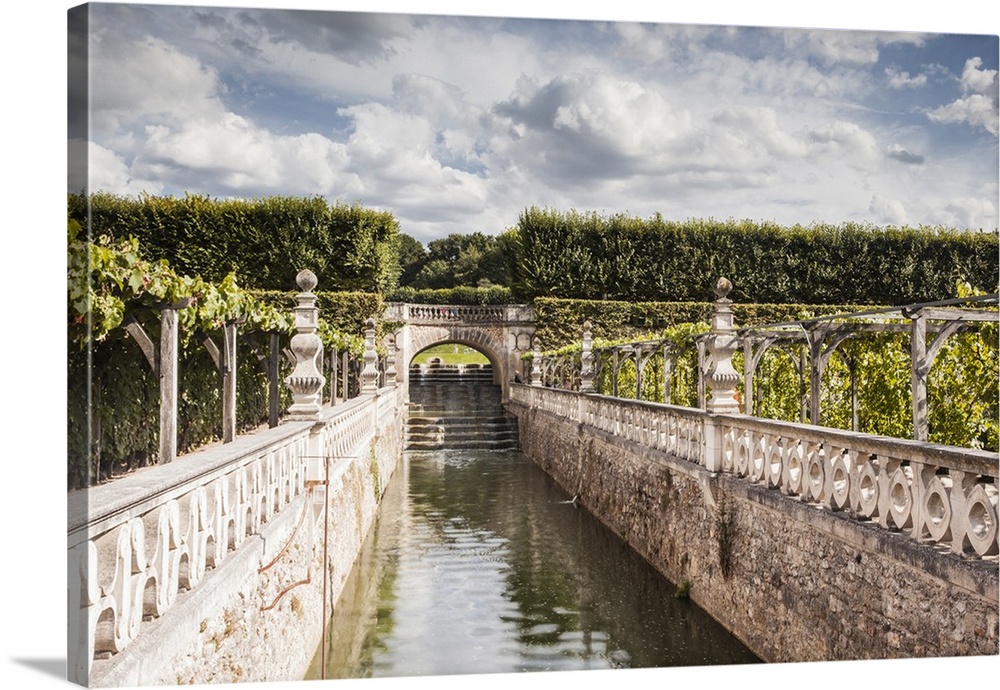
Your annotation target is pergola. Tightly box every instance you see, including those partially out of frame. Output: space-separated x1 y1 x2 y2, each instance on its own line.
532 292 998 444
738 292 998 441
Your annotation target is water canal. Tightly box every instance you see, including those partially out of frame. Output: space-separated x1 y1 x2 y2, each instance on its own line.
304 448 759 680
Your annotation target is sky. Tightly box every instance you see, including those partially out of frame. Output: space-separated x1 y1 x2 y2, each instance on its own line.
68 1 1000 245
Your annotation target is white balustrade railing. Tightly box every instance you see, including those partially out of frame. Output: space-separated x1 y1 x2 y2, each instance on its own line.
718 415 999 558
394 303 532 324
510 384 999 558
68 390 396 680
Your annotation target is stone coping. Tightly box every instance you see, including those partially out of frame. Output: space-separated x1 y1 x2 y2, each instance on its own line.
509 382 999 476
67 395 377 542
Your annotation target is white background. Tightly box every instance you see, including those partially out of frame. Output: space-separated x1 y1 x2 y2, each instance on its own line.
2 1 998 689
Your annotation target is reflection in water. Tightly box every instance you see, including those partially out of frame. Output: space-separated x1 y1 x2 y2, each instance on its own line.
305 450 760 680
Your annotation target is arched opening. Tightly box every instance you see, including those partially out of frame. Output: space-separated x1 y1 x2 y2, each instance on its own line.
404 340 519 451
408 340 502 386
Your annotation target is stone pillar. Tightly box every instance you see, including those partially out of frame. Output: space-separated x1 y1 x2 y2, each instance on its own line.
361 317 379 394
705 277 741 414
284 270 326 421
384 332 398 386
530 338 543 387
580 321 595 393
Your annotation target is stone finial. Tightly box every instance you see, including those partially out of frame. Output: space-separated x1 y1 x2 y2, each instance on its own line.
296 268 318 293
705 277 741 414
285 270 326 421
580 321 595 393
360 317 380 394
530 337 543 387
713 276 733 301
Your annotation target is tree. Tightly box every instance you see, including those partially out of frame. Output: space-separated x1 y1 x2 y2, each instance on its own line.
398 233 428 286
410 232 509 288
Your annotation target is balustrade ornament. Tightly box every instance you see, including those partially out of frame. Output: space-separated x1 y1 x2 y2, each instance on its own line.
530 338 543 387
705 277 741 414
406 304 507 322
580 321 595 393
361 318 379 394
285 270 326 421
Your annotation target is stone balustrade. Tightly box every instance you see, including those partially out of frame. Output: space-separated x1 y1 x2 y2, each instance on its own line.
388 303 533 324
718 414 999 557
510 384 999 558
67 390 394 681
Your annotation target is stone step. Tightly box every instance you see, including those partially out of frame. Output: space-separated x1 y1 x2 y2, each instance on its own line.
406 366 518 451
407 418 517 429
407 428 518 437
405 433 520 446
406 393 503 402
404 438 520 451
409 369 495 378
407 385 501 393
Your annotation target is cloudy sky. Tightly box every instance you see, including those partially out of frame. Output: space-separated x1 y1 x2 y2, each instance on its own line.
69 2 999 244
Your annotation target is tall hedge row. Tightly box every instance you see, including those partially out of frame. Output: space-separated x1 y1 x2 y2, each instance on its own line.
502 208 999 304
68 193 402 293
531 297 874 350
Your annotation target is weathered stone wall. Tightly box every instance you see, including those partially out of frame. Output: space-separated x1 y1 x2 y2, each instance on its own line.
88 397 404 687
509 400 999 663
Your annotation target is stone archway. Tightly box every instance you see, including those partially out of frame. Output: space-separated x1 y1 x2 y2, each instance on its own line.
384 303 536 403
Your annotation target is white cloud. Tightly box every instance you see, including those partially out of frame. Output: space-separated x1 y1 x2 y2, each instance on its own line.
548 75 689 155
805 121 880 168
927 57 999 135
90 34 223 138
928 93 998 135
885 67 927 89
868 193 909 225
338 102 490 219
136 115 351 194
73 139 164 196
711 106 808 160
785 30 924 67
961 56 998 94
930 196 999 230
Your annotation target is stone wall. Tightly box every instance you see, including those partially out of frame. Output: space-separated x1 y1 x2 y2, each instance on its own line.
509 400 999 663
86 393 404 687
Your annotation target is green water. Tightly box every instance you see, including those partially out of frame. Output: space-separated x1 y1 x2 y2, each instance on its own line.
305 450 760 680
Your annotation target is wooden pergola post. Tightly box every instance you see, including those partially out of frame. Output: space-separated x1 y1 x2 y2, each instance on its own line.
221 321 237 442
159 305 179 463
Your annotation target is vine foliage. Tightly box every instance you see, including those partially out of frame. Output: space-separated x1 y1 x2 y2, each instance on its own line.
68 221 369 489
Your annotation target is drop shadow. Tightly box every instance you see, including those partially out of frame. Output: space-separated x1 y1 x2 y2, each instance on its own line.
9 657 66 681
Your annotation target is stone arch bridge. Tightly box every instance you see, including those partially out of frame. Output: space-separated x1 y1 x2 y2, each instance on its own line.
384 303 536 401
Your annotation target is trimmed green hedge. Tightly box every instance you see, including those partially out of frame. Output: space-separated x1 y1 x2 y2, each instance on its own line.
531 296 871 350
502 208 999 304
68 193 402 293
386 285 516 305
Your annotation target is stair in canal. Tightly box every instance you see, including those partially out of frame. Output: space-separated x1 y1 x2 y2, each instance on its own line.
406 363 519 451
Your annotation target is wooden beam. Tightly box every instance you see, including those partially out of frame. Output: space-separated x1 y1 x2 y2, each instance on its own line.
905 307 999 322
268 333 279 428
201 332 221 369
123 318 158 375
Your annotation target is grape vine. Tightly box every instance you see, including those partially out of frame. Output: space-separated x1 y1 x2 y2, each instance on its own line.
68 221 369 489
